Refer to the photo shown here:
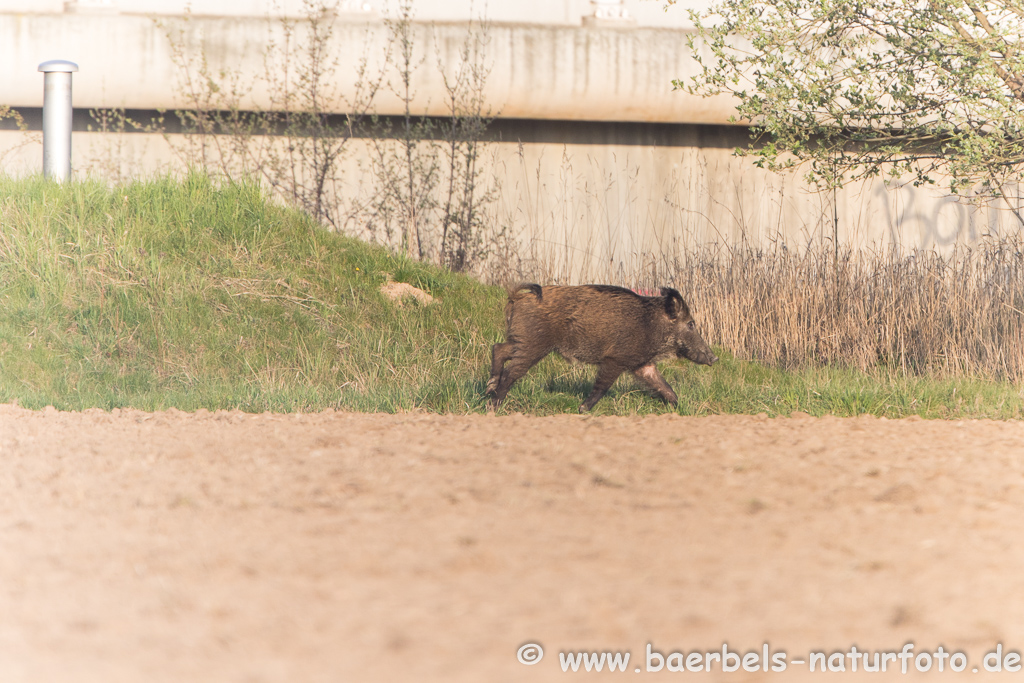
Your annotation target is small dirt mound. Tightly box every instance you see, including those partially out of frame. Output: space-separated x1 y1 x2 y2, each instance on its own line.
380 281 436 306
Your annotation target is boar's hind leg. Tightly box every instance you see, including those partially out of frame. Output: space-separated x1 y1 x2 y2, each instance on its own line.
633 364 678 406
490 347 548 406
580 362 627 413
485 342 515 396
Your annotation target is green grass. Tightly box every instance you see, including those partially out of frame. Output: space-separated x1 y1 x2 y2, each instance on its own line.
1 172 1023 418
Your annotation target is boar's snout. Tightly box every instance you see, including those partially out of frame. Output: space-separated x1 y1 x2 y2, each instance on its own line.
677 336 717 366
694 348 718 366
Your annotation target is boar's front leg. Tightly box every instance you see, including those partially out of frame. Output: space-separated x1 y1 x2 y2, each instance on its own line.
632 363 679 406
580 361 627 412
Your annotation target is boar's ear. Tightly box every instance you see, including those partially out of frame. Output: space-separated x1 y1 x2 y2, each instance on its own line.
660 287 691 320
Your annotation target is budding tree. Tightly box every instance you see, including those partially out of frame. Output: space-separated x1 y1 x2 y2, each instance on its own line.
681 0 1024 220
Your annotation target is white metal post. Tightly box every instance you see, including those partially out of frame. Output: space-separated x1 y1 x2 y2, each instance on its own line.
38 60 79 182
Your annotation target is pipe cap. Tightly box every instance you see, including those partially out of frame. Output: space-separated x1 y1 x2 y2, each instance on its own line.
38 60 79 73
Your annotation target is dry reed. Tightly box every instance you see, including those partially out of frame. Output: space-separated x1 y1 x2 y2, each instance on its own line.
669 238 1024 380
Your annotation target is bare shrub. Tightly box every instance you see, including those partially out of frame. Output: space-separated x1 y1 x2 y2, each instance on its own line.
367 0 439 259
157 0 503 273
82 108 162 184
435 10 500 273
0 106 38 170
363 0 502 271
157 10 262 179
258 1 387 229
158 1 387 230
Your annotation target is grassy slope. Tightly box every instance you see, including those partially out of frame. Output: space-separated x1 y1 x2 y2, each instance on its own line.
1 173 1022 418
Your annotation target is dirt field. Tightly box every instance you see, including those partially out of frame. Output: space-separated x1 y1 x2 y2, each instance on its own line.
2 403 1024 681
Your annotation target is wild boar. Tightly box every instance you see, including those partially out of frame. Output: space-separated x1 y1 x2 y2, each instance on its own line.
485 284 717 412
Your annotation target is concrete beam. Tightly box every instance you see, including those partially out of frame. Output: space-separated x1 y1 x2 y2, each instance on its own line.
0 11 738 124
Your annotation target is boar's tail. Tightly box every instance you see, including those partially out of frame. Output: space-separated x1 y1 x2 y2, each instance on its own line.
504 283 542 330
508 283 542 302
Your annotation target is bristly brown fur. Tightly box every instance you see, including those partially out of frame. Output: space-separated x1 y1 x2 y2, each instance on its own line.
486 284 717 412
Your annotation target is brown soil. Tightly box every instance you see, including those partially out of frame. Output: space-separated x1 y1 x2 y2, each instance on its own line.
3 404 1023 681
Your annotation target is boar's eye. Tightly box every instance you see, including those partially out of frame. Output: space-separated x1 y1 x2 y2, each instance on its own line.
687 320 696 330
